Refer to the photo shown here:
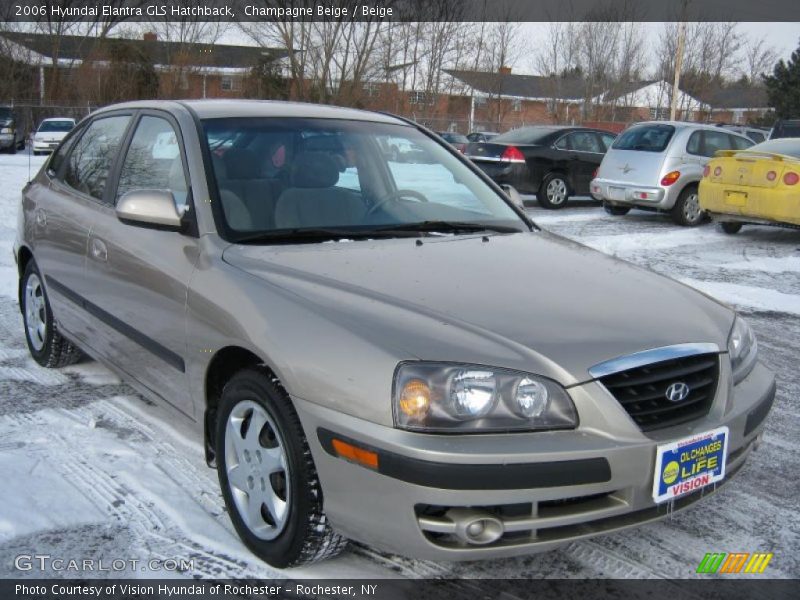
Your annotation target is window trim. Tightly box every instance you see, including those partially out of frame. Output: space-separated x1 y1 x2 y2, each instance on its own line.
553 130 605 154
56 111 136 206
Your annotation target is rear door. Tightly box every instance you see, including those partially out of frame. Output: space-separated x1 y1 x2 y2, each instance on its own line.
31 114 132 345
558 131 605 194
81 111 198 417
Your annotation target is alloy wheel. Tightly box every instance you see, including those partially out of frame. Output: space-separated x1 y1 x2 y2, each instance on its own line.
683 191 702 223
547 178 568 205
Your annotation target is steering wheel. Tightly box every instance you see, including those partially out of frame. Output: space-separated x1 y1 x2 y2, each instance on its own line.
367 189 428 216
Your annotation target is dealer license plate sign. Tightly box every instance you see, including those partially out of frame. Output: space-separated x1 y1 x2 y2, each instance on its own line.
652 426 728 504
725 191 747 206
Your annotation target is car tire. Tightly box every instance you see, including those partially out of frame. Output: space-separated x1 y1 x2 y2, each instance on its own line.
603 202 630 216
21 260 84 368
215 368 348 568
671 185 706 226
720 222 743 235
8 142 16 155
538 173 570 209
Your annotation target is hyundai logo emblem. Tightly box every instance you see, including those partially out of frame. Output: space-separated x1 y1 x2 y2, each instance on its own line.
665 382 691 402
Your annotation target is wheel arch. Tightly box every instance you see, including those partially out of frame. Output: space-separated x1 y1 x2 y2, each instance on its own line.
203 345 280 466
16 245 35 310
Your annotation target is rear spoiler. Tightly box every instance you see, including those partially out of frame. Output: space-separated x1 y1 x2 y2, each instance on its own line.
714 149 798 162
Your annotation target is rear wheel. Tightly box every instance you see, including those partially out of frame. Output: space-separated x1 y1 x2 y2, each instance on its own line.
720 222 743 235
603 202 630 216
671 185 705 226
21 261 83 368
538 173 570 209
215 368 348 568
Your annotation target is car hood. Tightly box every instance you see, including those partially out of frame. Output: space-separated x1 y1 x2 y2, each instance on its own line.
222 231 733 385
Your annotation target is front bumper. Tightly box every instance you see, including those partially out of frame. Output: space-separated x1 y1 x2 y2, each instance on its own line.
0 134 14 149
295 361 775 561
32 141 59 153
591 178 676 210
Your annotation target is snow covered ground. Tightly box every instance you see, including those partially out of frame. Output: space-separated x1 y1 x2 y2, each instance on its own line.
0 153 797 580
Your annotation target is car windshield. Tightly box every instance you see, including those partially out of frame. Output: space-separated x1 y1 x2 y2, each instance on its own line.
746 138 800 159
612 124 675 152
774 122 800 138
0 107 12 119
493 127 557 144
202 117 527 242
38 120 74 133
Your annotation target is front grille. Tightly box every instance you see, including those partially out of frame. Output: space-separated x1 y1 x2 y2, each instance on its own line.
598 353 719 431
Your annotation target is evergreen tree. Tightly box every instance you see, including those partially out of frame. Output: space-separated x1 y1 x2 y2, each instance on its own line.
764 38 800 118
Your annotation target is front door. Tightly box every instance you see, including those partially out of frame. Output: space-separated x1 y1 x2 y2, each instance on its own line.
81 113 199 418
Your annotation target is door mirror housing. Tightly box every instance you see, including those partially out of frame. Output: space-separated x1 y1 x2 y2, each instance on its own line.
116 190 185 231
500 184 524 209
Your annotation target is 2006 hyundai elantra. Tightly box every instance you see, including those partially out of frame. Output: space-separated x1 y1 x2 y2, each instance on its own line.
15 100 775 568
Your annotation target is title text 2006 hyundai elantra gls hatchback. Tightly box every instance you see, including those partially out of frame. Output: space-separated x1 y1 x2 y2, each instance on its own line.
15 101 775 567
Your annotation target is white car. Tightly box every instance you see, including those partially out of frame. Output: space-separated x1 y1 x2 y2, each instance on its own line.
32 118 76 155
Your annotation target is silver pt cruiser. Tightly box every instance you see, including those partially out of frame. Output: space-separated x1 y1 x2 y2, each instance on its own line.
15 101 775 567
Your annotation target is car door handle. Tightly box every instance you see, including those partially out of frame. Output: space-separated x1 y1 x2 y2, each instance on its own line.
90 238 107 262
35 208 46 227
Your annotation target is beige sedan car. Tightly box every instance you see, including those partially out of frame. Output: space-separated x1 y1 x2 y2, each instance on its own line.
15 101 775 567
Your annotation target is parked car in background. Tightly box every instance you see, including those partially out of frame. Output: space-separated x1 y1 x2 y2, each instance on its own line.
0 105 26 153
769 119 800 140
437 131 469 153
466 131 499 143
466 126 617 208
32 118 76 155
14 100 774 568
591 122 754 226
717 124 769 144
699 138 800 234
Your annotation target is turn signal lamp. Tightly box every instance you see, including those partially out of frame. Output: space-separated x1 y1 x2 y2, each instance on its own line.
398 379 431 420
332 439 379 469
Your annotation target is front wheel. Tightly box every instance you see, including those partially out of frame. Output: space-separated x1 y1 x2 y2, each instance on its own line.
215 369 348 568
603 202 630 216
671 185 706 226
720 222 743 235
537 173 570 209
21 261 83 367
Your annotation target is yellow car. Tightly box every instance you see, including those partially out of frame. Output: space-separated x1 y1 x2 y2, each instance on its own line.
699 138 800 234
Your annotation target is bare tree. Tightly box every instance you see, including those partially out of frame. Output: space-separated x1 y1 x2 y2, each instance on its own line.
742 37 779 84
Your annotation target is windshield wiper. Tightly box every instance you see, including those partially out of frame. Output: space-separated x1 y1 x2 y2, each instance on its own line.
369 221 525 235
233 227 419 244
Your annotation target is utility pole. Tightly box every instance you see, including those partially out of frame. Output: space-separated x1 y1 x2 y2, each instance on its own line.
670 21 686 121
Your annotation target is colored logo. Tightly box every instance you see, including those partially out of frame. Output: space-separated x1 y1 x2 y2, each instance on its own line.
665 381 690 402
696 552 773 574
662 460 680 484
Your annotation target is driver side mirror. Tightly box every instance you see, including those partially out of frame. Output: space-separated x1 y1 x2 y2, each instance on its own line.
116 190 185 231
500 184 525 209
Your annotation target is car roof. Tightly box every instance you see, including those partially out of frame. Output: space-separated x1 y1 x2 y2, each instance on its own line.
41 117 76 122
92 99 409 126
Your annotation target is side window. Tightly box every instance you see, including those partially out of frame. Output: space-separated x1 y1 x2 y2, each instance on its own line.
554 135 569 150
702 130 731 157
49 124 84 176
749 131 765 143
116 116 189 208
686 131 703 155
64 116 130 201
730 134 754 150
568 132 602 153
600 133 616 151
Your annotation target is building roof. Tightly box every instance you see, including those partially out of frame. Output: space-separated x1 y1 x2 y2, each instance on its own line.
0 31 287 71
697 85 770 110
446 69 587 101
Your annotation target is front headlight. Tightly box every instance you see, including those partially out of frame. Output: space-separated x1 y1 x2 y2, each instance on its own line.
393 362 578 432
728 316 758 384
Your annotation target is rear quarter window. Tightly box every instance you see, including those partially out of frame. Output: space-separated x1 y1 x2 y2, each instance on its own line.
612 125 675 152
